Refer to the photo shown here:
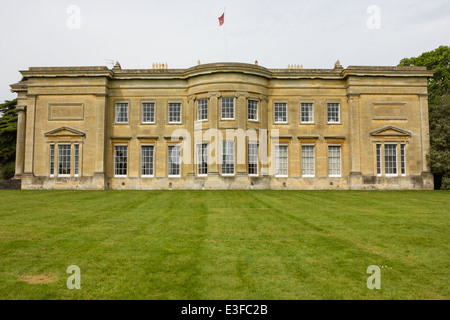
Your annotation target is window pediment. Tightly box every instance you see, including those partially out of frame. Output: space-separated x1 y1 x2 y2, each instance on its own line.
369 126 411 137
44 126 86 138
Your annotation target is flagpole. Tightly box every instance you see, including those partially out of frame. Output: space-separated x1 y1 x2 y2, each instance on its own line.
224 7 228 62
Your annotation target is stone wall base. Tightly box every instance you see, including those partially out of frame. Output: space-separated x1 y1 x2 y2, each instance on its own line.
19 173 434 190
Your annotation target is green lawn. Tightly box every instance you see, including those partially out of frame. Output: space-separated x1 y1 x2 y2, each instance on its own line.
0 190 448 300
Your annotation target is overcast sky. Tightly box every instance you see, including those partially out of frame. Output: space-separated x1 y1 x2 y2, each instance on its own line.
1 0 449 102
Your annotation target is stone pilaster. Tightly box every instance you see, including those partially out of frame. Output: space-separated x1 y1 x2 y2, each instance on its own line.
187 95 196 176
418 93 431 173
94 93 108 188
207 92 221 175
235 91 249 174
259 95 269 176
348 92 361 174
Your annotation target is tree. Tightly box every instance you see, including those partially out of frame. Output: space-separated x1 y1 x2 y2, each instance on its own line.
399 45 450 106
0 99 17 180
427 94 450 189
399 46 450 190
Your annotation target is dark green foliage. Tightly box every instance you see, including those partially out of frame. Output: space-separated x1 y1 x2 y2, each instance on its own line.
0 99 17 180
399 46 450 189
399 45 450 105
427 94 450 189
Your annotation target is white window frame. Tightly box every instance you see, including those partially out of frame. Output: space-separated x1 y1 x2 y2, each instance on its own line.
141 145 155 178
376 144 382 176
327 103 340 124
168 145 182 178
114 145 128 178
221 140 235 176
197 143 208 177
49 144 55 177
301 145 315 177
168 102 182 124
274 102 288 124
248 142 259 176
384 143 398 177
400 143 406 176
74 144 79 177
115 102 129 124
300 103 314 124
221 98 235 120
197 99 208 122
248 99 258 122
328 145 341 177
57 144 71 177
275 144 288 177
142 102 156 124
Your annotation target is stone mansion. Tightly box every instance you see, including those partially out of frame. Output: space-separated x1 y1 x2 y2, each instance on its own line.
11 61 434 190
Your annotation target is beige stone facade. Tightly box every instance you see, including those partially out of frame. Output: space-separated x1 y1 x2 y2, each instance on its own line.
11 62 434 190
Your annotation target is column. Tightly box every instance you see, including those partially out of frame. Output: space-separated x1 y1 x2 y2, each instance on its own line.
23 94 36 175
14 105 26 177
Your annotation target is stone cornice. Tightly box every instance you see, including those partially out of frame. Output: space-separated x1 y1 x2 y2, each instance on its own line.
21 66 113 79
137 135 159 140
15 63 435 84
297 135 320 140
342 66 434 78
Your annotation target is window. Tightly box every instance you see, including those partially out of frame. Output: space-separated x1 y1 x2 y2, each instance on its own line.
327 103 340 123
197 99 208 121
142 102 155 123
58 144 71 176
49 144 55 176
301 145 315 177
376 143 406 177
141 146 154 177
115 103 128 123
221 98 234 120
275 145 288 177
385 144 397 176
301 103 314 123
168 145 181 177
376 144 381 176
114 146 128 177
197 144 208 176
248 143 258 176
274 103 287 123
169 102 182 123
400 144 406 175
74 144 79 177
248 100 258 121
50 144 81 178
328 145 341 177
222 141 235 175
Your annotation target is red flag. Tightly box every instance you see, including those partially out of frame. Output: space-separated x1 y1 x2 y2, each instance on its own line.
218 13 224 26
